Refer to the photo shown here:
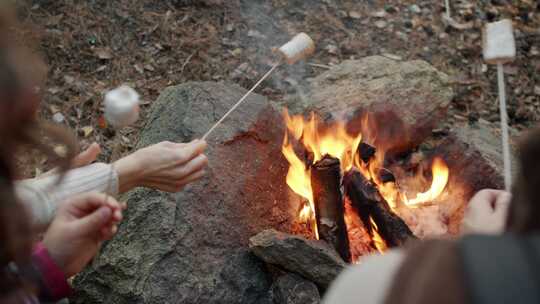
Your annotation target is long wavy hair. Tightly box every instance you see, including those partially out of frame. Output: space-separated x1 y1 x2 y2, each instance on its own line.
0 6 78 297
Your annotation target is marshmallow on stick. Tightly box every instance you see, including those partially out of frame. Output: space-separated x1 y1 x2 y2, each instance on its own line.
275 32 315 65
202 33 315 140
483 19 516 191
104 85 141 128
483 20 516 64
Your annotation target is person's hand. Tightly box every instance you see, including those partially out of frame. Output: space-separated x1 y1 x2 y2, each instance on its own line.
114 140 208 193
461 189 511 235
43 192 124 277
71 142 101 168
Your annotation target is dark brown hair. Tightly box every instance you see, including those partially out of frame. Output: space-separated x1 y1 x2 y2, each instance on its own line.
506 127 540 233
0 5 77 296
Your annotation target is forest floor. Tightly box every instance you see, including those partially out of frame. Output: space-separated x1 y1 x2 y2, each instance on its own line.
17 0 540 176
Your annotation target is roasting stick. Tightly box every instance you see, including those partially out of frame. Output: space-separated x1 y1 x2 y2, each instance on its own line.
483 20 516 191
202 32 315 140
103 85 141 202
202 62 280 140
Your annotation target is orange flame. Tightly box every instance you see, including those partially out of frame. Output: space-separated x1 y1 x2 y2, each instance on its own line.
281 108 450 253
406 157 450 206
370 217 388 253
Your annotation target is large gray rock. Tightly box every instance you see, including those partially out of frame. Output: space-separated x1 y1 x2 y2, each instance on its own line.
299 56 453 153
271 274 320 304
249 229 346 289
72 82 298 304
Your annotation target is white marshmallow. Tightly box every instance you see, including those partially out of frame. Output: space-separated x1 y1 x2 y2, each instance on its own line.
104 85 140 128
276 33 315 65
483 19 516 64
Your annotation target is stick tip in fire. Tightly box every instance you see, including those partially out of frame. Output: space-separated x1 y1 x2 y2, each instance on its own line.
104 85 141 128
483 19 516 65
275 32 315 65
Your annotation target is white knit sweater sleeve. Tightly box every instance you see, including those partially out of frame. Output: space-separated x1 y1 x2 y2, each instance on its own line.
323 249 405 304
15 163 119 231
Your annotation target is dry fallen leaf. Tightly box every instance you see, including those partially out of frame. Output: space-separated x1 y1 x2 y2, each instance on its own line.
98 116 108 129
349 11 362 19
54 145 67 158
81 126 94 137
94 47 114 60
49 105 61 114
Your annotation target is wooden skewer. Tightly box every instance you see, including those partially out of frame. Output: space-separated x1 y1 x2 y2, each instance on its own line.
497 63 512 191
203 33 314 140
202 61 281 140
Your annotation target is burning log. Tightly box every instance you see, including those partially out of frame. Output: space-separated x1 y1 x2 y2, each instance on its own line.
344 170 416 248
310 155 351 262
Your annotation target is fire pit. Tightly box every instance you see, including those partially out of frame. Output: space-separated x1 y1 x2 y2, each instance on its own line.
73 57 505 304
281 109 453 262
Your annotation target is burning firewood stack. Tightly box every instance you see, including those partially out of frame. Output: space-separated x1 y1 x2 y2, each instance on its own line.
278 108 454 263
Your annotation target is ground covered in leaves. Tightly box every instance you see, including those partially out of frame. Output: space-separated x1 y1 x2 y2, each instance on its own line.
17 0 539 176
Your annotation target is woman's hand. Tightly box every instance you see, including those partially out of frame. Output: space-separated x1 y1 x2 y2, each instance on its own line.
43 192 124 277
461 189 511 235
114 140 208 193
71 142 101 168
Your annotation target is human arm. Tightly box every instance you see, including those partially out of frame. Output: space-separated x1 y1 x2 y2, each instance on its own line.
17 140 207 231
113 139 208 193
16 162 119 232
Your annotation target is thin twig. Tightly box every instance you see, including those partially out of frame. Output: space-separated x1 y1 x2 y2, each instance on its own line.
180 51 196 74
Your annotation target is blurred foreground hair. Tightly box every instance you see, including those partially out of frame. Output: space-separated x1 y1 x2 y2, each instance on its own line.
507 127 540 233
0 5 78 297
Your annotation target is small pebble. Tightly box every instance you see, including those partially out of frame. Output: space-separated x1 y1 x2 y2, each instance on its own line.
349 11 361 19
375 20 387 29
52 112 65 123
409 4 421 14
371 10 387 18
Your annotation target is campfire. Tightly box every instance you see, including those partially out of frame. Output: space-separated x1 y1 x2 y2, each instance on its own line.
281 109 450 262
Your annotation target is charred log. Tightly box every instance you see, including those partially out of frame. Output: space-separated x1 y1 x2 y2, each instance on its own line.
311 155 351 262
378 168 396 184
358 142 376 164
344 170 416 248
